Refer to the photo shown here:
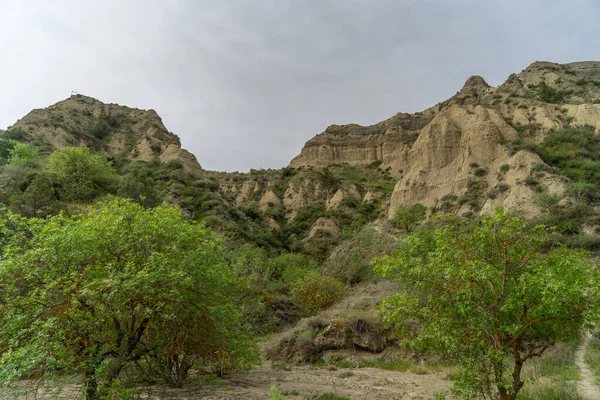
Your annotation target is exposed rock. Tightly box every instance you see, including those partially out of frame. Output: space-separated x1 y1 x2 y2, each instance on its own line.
304 217 340 243
267 318 388 363
283 177 325 214
362 191 383 203
159 144 202 174
235 181 254 206
386 105 569 217
266 217 281 232
259 190 282 212
289 110 436 176
9 94 201 171
326 184 361 210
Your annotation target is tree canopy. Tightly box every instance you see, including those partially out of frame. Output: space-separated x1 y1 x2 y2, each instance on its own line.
45 146 117 201
374 209 600 400
0 199 258 399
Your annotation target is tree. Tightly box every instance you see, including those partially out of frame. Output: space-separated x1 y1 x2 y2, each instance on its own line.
0 199 258 399
374 209 599 400
393 203 426 232
7 143 39 167
45 146 117 201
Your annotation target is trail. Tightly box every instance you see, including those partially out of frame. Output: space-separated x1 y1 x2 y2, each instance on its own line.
575 333 600 400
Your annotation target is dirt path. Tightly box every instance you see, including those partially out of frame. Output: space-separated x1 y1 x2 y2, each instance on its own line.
575 333 600 400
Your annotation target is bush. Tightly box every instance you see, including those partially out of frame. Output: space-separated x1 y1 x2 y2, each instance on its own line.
473 167 487 177
290 271 348 314
393 204 426 232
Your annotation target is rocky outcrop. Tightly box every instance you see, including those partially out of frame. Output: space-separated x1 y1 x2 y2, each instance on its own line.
289 110 436 176
290 61 600 220
304 217 340 243
326 184 361 210
9 94 201 172
259 190 282 212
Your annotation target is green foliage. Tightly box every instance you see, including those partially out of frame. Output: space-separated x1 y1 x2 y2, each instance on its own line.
45 146 118 201
323 225 397 284
270 385 286 400
511 126 600 237
290 271 348 314
7 143 39 167
393 204 426 232
530 82 571 103
8 173 61 217
519 342 580 400
116 161 166 208
374 209 599 399
0 199 258 398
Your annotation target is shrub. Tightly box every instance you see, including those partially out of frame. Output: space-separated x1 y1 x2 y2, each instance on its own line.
496 182 510 193
473 167 487 177
393 204 426 232
290 271 348 314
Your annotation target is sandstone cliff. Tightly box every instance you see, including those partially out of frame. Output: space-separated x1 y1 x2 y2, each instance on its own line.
289 61 600 219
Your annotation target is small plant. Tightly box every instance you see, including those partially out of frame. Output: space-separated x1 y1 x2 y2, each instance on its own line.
270 385 286 400
500 164 510 172
486 187 499 199
496 183 510 193
473 167 487 177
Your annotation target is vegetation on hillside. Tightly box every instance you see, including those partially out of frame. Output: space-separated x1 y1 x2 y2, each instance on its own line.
510 125 600 249
375 209 600 399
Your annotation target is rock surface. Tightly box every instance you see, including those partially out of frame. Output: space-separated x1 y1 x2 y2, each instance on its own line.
9 94 201 173
289 61 600 218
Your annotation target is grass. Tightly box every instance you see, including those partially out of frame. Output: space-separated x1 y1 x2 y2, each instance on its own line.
327 355 449 375
585 335 600 380
518 341 580 400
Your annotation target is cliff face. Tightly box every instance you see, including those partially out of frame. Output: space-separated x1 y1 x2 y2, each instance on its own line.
9 94 201 173
289 61 600 218
289 110 436 176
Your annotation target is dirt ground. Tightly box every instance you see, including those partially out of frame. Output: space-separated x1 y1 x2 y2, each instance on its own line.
6 361 450 400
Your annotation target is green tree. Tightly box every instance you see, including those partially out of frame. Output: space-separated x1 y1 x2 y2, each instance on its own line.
45 146 117 201
7 143 39 167
393 203 426 232
374 209 599 400
8 173 61 217
0 199 258 399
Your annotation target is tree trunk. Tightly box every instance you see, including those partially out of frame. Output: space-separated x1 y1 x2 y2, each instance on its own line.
84 369 99 400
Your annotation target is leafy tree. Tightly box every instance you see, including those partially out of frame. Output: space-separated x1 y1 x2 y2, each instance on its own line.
393 203 426 232
8 173 61 217
0 199 258 399
374 209 599 400
7 143 39 167
45 146 118 201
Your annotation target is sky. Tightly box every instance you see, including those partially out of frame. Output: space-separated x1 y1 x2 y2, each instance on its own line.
1 1 599 172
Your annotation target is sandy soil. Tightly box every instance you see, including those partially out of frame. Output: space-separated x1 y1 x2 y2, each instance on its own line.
4 362 449 400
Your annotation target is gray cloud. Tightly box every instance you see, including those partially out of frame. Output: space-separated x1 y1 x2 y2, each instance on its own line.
1 0 599 171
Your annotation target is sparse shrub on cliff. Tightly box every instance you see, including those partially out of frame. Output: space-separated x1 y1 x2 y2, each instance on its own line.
393 203 426 232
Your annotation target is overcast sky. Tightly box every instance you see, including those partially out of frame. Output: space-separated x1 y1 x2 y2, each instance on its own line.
1 1 599 171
